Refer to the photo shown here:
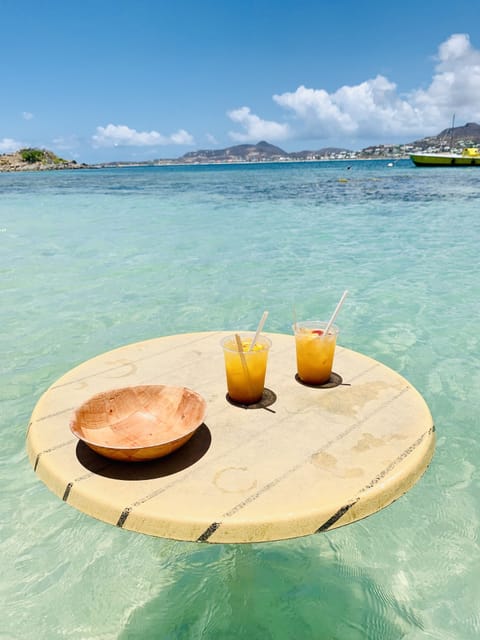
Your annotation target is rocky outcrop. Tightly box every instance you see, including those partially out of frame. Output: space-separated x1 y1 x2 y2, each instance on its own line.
0 149 89 172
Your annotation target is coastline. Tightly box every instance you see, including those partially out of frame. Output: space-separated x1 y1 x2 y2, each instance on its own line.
0 161 90 173
95 155 409 170
2 121 479 172
1 147 408 173
0 156 406 172
0 156 408 173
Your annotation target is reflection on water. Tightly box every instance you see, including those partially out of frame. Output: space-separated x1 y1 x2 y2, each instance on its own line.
119 539 421 640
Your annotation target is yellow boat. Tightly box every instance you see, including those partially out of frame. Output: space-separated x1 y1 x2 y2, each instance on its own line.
410 147 480 166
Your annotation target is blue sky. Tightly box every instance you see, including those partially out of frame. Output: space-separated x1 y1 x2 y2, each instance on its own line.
1 0 480 163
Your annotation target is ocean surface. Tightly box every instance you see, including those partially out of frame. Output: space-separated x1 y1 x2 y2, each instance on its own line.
2 160 479 639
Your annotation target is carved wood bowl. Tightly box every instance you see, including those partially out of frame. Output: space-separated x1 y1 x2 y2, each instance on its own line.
70 385 207 462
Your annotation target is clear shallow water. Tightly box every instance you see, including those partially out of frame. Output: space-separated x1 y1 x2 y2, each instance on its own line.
2 160 479 639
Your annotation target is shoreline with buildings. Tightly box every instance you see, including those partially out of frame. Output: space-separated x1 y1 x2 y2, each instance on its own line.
1 122 479 171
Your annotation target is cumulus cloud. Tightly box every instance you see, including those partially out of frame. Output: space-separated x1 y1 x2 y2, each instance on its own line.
274 75 422 138
169 129 194 144
228 33 480 144
22 111 34 120
206 133 219 145
92 124 194 148
0 138 22 153
437 32 473 62
412 33 480 116
227 107 290 142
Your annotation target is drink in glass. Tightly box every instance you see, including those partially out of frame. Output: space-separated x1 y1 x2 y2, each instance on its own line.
221 333 271 404
293 321 339 385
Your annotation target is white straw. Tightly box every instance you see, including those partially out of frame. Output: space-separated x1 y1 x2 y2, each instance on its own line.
235 334 249 371
292 306 298 332
324 290 348 335
235 333 254 400
249 310 269 351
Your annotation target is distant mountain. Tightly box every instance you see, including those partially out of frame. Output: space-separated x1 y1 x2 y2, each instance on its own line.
101 121 480 168
411 122 480 149
177 140 352 164
436 121 480 141
176 123 480 164
179 140 288 163
168 123 480 164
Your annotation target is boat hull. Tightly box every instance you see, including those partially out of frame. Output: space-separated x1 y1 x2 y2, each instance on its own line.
410 149 480 167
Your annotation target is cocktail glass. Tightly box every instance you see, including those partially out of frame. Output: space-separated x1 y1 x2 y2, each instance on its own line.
293 321 339 385
221 333 271 405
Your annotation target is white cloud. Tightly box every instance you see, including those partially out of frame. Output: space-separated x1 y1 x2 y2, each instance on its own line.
228 33 480 145
274 75 424 138
22 111 34 120
52 136 80 151
412 34 480 117
206 133 219 145
437 33 473 62
227 106 290 142
0 138 22 153
91 124 194 148
169 129 194 144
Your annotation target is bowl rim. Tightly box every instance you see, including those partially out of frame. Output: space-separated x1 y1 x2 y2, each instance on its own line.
69 384 207 451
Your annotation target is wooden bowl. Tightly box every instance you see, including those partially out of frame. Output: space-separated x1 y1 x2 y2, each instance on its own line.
70 385 207 462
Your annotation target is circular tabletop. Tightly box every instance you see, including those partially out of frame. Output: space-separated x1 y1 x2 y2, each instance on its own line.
26 332 435 544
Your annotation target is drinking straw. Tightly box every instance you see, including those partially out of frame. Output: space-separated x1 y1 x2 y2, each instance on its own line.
235 334 248 365
324 290 348 335
235 333 254 400
248 310 269 351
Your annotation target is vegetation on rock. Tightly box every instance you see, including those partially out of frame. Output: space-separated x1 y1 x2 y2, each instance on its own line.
0 148 82 172
19 148 69 164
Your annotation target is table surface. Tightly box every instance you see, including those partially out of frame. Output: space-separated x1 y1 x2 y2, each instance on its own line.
26 331 435 544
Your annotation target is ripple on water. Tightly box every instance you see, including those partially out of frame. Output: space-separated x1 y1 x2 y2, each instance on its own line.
2 162 480 639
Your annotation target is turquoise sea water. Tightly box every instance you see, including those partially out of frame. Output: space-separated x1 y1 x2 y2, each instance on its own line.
2 160 479 639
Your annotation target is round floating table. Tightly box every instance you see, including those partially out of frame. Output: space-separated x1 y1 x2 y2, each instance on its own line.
26 332 435 544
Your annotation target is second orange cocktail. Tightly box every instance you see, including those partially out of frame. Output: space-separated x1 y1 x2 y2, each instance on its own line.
293 321 339 385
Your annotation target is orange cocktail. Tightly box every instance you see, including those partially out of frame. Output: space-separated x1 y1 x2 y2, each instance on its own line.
293 321 339 385
221 334 271 404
